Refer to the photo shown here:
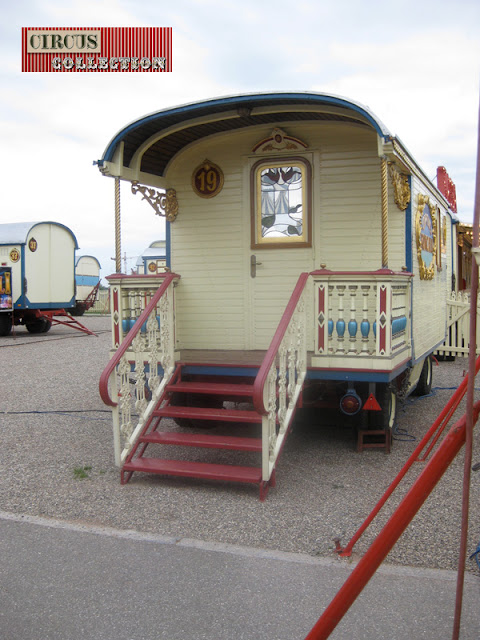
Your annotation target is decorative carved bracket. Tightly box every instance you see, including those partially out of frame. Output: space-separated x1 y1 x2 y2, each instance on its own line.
252 128 308 153
131 182 179 221
388 162 411 211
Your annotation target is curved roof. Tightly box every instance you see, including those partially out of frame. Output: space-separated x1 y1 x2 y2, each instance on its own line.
0 221 79 248
76 255 102 269
135 240 166 267
97 92 391 180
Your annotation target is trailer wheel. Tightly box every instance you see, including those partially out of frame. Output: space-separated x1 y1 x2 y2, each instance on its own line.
70 303 85 316
370 385 397 433
171 392 223 429
42 320 52 333
26 318 52 334
414 356 433 396
0 314 12 336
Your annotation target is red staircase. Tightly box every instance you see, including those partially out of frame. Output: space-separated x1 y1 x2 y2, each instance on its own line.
121 363 276 499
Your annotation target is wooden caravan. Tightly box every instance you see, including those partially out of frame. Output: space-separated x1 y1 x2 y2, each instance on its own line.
0 221 78 335
98 92 456 497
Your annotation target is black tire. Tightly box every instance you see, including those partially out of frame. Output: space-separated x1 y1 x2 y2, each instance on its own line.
70 303 85 316
414 356 433 396
0 314 12 336
370 384 397 433
26 318 51 334
171 392 223 429
42 320 52 333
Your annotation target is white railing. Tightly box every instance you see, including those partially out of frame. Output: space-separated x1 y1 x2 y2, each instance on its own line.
437 290 480 357
311 269 412 370
253 273 309 487
99 273 179 465
106 273 178 348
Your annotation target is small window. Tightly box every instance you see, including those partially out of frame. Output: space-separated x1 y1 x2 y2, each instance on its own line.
251 158 311 248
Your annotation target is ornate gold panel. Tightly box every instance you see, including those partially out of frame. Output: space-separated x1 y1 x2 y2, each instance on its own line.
415 194 437 280
388 162 411 211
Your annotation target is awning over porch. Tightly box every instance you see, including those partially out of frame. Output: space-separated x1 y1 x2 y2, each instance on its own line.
95 92 392 187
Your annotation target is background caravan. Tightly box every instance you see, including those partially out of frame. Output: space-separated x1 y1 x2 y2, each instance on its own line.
0 221 78 336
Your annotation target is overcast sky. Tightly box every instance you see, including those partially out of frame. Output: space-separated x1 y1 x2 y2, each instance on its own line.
1 0 479 280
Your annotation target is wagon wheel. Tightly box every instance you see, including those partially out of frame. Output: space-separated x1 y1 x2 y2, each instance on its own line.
171 392 224 429
26 318 52 334
70 302 86 316
413 356 433 396
369 384 397 435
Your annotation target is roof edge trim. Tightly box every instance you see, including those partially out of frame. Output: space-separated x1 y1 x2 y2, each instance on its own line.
99 92 391 164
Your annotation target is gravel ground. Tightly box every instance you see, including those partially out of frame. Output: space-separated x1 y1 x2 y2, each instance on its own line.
1 314 479 576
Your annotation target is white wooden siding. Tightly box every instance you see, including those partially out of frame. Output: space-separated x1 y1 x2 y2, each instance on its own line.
166 122 411 353
168 142 246 350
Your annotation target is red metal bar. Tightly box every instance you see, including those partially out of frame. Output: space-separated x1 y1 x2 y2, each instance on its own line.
305 401 480 640
41 309 97 336
452 92 480 640
252 272 309 415
99 272 179 407
83 281 101 310
337 353 480 557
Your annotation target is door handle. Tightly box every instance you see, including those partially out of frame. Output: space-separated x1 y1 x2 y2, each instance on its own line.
250 254 262 278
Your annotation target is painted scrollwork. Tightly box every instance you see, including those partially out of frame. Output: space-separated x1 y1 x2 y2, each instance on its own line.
118 354 133 442
388 162 411 211
131 182 179 221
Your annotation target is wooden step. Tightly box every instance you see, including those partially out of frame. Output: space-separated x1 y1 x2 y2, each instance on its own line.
154 406 262 423
141 431 262 451
167 381 254 397
122 457 262 484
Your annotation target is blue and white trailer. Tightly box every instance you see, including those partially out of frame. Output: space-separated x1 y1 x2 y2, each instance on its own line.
0 221 78 335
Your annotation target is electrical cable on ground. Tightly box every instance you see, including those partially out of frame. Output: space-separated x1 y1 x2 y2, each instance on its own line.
1 409 118 423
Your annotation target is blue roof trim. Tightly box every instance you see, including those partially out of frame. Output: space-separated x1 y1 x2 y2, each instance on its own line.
99 92 391 163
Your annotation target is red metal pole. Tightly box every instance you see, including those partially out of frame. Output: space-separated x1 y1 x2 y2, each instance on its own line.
452 89 480 640
305 402 480 640
337 353 480 557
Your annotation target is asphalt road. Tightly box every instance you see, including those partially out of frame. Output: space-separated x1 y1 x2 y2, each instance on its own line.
1 511 480 640
0 315 479 638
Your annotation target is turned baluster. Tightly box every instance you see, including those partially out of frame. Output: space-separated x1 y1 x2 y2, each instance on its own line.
335 285 346 354
347 285 358 354
360 285 371 355
328 285 334 354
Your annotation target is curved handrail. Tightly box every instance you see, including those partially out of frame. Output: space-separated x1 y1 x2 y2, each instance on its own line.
99 272 179 407
252 272 310 415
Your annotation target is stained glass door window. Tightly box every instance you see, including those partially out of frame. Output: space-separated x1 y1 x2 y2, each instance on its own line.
252 159 310 248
